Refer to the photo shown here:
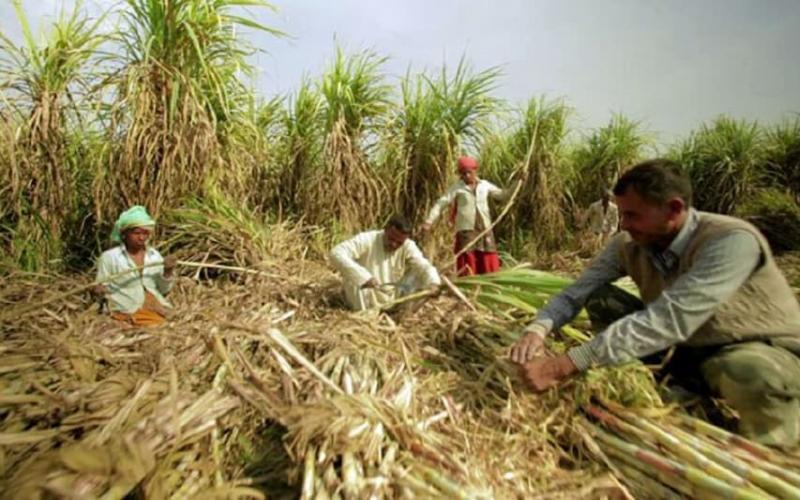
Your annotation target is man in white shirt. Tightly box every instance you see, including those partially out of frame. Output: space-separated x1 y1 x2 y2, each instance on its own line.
584 189 619 245
421 156 514 276
92 206 176 326
330 216 441 311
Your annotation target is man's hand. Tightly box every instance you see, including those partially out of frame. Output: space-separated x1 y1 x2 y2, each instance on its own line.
163 256 177 277
420 223 432 233
518 354 578 392
510 324 548 364
361 277 379 289
90 283 107 297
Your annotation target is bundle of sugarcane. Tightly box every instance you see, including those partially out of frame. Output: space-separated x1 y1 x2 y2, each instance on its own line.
581 401 800 499
0 277 292 498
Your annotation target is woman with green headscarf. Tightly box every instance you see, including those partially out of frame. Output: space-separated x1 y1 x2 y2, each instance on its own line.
92 206 176 326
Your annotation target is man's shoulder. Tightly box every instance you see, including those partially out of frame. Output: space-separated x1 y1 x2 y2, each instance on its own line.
100 246 124 259
400 238 428 259
348 229 382 240
696 211 750 227
694 211 763 240
364 229 383 239
145 246 163 259
401 237 421 251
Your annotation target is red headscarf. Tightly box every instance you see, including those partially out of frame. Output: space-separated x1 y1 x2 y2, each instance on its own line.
457 156 478 173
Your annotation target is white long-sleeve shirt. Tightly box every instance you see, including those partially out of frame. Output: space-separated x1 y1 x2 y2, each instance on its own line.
424 179 510 232
585 200 619 235
96 246 173 313
330 230 441 311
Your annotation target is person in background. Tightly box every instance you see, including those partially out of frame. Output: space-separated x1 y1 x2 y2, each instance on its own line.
584 188 619 245
330 216 440 311
92 205 176 326
421 156 515 276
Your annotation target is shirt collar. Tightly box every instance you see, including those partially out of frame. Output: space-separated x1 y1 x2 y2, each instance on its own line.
647 208 698 274
667 208 697 256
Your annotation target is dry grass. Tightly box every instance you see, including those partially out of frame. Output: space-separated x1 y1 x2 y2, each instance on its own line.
0 250 643 498
3 244 800 497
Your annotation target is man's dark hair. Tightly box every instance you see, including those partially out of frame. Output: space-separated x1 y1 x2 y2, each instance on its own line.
385 215 412 234
613 159 693 206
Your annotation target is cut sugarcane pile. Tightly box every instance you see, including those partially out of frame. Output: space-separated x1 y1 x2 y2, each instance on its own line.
1 263 798 498
581 402 800 499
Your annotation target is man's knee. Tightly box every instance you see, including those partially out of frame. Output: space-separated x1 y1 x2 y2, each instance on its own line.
701 342 800 447
702 342 800 396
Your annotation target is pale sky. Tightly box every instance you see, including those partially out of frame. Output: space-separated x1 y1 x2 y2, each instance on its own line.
3 0 799 142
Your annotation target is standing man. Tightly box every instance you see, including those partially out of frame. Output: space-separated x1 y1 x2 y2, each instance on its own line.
510 159 800 448
584 188 619 245
330 216 441 311
421 156 514 276
93 206 176 326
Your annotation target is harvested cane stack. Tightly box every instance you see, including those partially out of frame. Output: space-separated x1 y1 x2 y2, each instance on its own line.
581 403 800 499
1 261 799 498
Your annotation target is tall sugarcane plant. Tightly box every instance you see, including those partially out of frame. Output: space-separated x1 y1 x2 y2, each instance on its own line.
93 0 281 233
278 79 325 217
298 47 392 232
672 116 767 214
568 114 653 208
0 1 106 270
764 117 800 204
481 97 572 253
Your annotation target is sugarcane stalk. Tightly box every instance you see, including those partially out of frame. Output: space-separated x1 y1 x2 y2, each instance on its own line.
301 446 316 499
613 458 687 499
1 259 278 321
175 260 282 278
592 426 770 500
675 413 800 468
440 275 477 311
599 405 768 494
666 422 800 498
224 323 344 396
411 462 474 499
341 450 361 498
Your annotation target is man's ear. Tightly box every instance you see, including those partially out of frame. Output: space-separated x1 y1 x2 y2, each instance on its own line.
666 197 686 218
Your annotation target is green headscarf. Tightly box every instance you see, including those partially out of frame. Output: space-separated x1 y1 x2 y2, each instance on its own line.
111 205 156 243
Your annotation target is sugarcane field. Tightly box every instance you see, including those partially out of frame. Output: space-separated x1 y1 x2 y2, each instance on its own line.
2 1 800 498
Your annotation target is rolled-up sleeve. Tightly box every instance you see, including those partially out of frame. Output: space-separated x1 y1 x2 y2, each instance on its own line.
487 181 513 202
96 253 112 283
425 185 457 225
147 250 173 295
568 231 761 370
